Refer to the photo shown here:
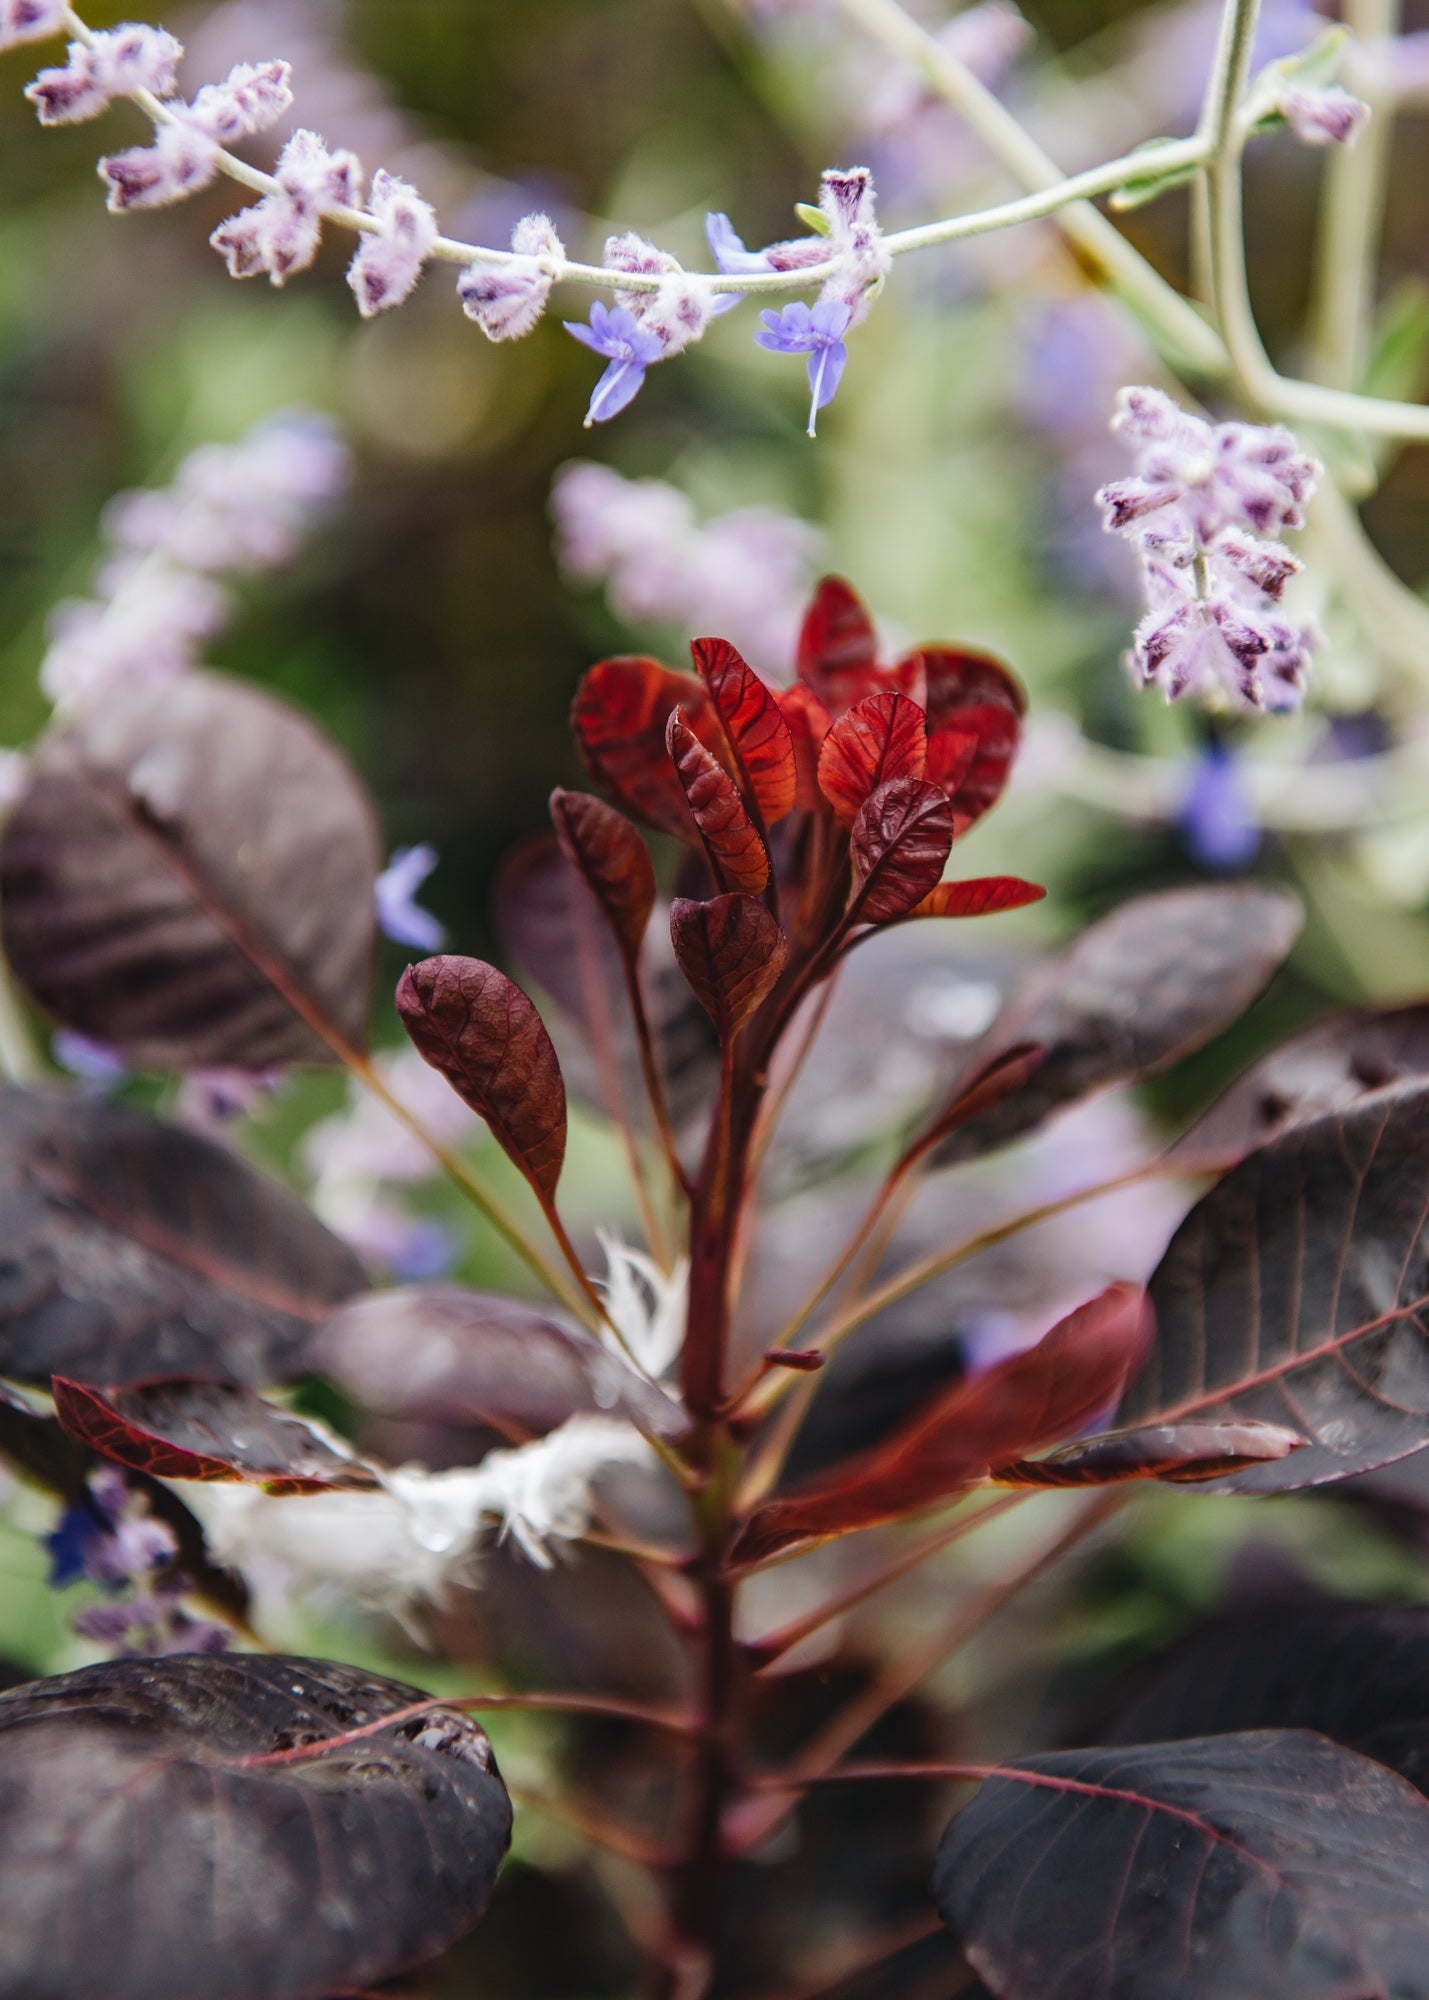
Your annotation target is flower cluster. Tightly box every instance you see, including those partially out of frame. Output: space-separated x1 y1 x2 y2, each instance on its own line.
1097 387 1320 710
46 1464 230 1656
562 230 742 426
39 410 349 709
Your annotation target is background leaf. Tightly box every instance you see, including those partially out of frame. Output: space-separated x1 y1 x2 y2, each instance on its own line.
0 671 378 1069
796 575 880 715
670 894 787 1041
570 656 718 840
0 1653 511 2000
691 635 797 823
548 789 656 965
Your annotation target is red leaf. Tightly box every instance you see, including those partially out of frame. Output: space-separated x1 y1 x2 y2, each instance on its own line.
817 691 928 827
670 894 787 1041
778 685 833 812
548 789 656 964
666 713 771 896
796 575 880 715
396 956 567 1198
918 644 1027 727
1000 1418 1304 1487
918 647 1025 823
732 1285 1151 1563
912 877 1047 918
52 1377 374 1494
848 777 957 924
691 637 797 824
570 656 718 840
925 726 979 796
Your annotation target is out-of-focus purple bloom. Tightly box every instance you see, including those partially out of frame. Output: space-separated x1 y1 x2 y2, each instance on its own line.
52 1029 127 1085
26 26 183 124
458 212 563 342
705 212 781 276
211 128 361 285
0 0 66 50
1277 82 1369 144
98 120 220 211
376 843 447 950
175 1066 283 1134
186 58 293 144
1180 742 1262 869
755 298 851 436
347 167 438 316
564 301 666 426
47 1466 231 1656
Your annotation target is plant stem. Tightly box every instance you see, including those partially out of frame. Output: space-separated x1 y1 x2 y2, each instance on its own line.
1308 0 1399 394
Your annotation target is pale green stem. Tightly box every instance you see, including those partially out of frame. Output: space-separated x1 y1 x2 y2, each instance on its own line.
1308 0 1399 394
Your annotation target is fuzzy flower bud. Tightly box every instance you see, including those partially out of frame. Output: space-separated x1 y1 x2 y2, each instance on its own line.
98 119 219 211
211 127 361 286
346 167 437 317
1278 82 1370 145
0 0 66 51
457 211 563 341
185 58 293 143
26 24 182 125
817 165 891 322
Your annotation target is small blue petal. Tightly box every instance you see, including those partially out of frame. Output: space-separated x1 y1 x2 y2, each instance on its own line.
805 339 848 433
810 296 853 339
585 357 648 426
706 212 774 275
376 844 447 951
46 1505 99 1588
52 1031 127 1084
1180 744 1260 871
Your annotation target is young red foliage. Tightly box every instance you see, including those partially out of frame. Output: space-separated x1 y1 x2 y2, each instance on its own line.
570 656 720 840
848 777 958 924
666 713 771 897
669 894 787 1041
691 637 797 825
912 878 1047 919
733 1285 1151 1563
548 789 656 964
918 649 1026 823
777 685 833 812
396 956 567 1197
796 576 880 715
818 691 928 827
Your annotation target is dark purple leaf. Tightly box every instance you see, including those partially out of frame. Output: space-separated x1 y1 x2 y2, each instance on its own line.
666 712 770 896
848 777 957 924
0 1086 366 1389
0 1654 510 2000
0 670 379 1069
396 956 567 1198
548 789 656 965
1115 1081 1429 1489
930 884 1304 1167
1001 1417 1304 1486
670 894 787 1042
309 1284 686 1440
52 1377 376 1492
935 1730 1429 2000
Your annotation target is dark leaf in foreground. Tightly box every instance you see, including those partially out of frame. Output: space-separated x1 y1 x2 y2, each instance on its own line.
848 778 958 924
1116 1081 1429 1489
734 1286 1149 1563
670 894 787 1041
667 712 770 895
935 1729 1429 2000
0 1086 366 1388
52 1377 375 1492
309 1284 686 1440
1108 1601 1429 1797
396 956 567 1198
692 636 797 823
548 789 656 966
1001 1417 1303 1486
570 655 718 840
0 670 378 1069
818 691 927 827
0 1654 511 2000
930 883 1304 1167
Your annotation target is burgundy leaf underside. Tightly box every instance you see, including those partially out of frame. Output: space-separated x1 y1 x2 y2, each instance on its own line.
548 788 656 964
669 895 787 1041
848 778 958 924
667 713 770 896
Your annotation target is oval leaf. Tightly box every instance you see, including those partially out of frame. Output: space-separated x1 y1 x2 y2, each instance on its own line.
930 884 1305 1167
817 691 928 827
935 1730 1429 2000
397 957 567 1199
0 670 378 1069
691 636 797 823
796 575 881 716
918 647 1025 822
310 1283 686 1440
0 1654 511 2000
849 777 957 924
1001 1417 1304 1486
912 878 1046 919
670 894 787 1042
548 789 656 965
734 1285 1149 1564
570 656 717 840
0 1086 366 1389
666 712 770 895
1116 1080 1429 1489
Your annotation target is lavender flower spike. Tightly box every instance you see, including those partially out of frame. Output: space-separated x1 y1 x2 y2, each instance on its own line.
376 843 447 950
0 0 66 50
347 168 438 317
564 301 665 426
755 298 852 436
26 26 183 125
459 212 564 342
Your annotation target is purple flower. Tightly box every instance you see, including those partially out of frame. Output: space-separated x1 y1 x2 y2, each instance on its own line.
705 212 786 276
1278 83 1370 146
459 212 563 342
564 301 666 426
0 0 65 51
52 1029 127 1085
347 168 437 318
26 25 183 125
186 58 293 145
1180 742 1262 870
211 130 363 288
754 298 852 436
376 843 447 950
98 120 220 212
176 1066 283 1133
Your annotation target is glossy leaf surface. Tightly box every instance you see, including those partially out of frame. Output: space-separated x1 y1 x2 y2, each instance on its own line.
670 894 787 1041
777 685 832 811
911 878 1046 919
931 884 1304 1167
1002 1417 1303 1486
817 691 927 826
0 671 378 1068
935 1729 1429 2000
570 655 717 839
1116 1081 1429 1489
0 1086 365 1388
848 777 957 923
309 1283 686 1440
918 647 1025 823
796 575 880 715
397 956 567 1197
0 1654 511 2000
667 712 770 895
734 1285 1149 1562
548 789 656 965
692 636 797 823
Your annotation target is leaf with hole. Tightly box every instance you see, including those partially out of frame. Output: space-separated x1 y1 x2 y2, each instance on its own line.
0 670 378 1069
666 712 770 895
669 894 787 1042
848 777 957 924
817 692 928 827
0 1653 511 2000
691 636 797 823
